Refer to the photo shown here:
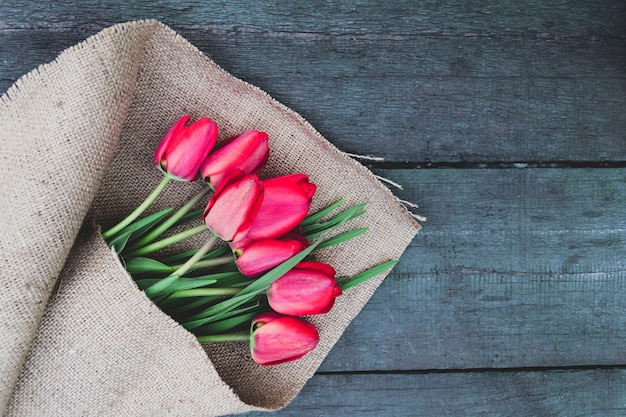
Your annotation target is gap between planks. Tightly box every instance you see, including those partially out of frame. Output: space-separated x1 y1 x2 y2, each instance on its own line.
316 363 626 376
368 160 626 169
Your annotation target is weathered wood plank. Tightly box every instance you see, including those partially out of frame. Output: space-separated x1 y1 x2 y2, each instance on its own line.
2 1 625 37
0 1 624 162
319 168 626 371
238 369 626 417
197 35 626 165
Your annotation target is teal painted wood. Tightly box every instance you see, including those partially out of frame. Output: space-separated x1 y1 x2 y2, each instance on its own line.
3 1 624 36
319 168 626 371
0 1 624 162
1 2 625 415
238 369 626 417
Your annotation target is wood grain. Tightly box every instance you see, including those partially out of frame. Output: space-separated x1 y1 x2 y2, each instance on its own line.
1 1 624 163
320 168 626 370
239 369 626 417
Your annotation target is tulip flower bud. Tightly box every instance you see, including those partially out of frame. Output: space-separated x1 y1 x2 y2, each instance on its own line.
245 174 316 241
154 115 219 181
200 130 270 190
232 232 309 277
202 174 264 242
250 312 319 366
267 262 341 316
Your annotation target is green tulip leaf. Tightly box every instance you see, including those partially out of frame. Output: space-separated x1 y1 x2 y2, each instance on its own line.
194 311 259 334
169 288 241 298
161 244 231 264
124 257 173 275
301 198 347 226
160 249 199 264
315 227 369 250
135 277 218 291
338 260 399 291
109 230 133 254
167 295 221 315
172 208 204 228
302 203 367 238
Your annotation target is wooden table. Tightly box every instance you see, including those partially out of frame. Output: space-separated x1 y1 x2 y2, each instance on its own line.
2 1 625 415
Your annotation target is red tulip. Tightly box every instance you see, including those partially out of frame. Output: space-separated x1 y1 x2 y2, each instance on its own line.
250 312 319 366
154 115 219 181
267 262 341 316
244 174 316 241
200 130 269 190
202 174 264 242
232 232 309 277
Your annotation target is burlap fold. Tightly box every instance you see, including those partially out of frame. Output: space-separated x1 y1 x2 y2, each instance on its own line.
0 20 419 416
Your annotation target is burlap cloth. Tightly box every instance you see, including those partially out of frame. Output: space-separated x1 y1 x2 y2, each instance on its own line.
0 20 419 416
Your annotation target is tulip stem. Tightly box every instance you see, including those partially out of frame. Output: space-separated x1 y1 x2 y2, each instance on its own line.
102 176 172 240
171 255 234 272
196 333 249 344
126 225 208 257
129 187 212 249
144 233 219 298
170 233 219 278
169 288 241 298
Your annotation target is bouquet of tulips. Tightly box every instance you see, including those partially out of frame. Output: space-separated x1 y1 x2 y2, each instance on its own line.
101 115 396 366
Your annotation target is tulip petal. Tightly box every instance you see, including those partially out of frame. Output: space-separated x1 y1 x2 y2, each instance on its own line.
154 115 190 168
202 175 264 242
267 264 341 316
234 234 309 277
293 261 336 277
164 118 219 181
245 174 316 241
251 313 319 366
200 130 269 189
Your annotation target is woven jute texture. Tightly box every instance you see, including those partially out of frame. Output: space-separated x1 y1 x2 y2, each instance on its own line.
0 20 420 416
